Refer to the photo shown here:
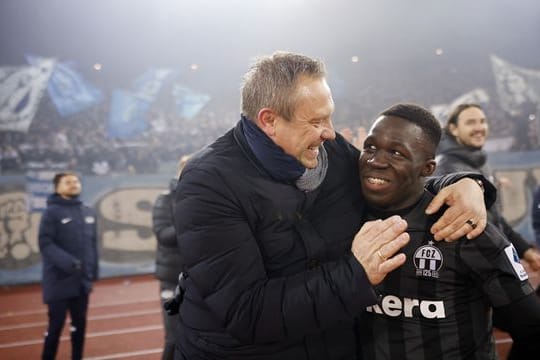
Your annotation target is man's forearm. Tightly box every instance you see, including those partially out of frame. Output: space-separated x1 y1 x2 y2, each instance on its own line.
426 172 496 209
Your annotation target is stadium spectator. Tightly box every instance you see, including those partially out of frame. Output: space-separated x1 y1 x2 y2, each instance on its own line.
152 155 190 360
434 103 540 270
38 172 99 360
534 186 540 249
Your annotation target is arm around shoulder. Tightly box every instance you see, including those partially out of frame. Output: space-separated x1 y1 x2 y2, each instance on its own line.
426 172 497 210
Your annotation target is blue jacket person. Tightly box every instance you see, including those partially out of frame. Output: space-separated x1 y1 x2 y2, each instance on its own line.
39 172 99 360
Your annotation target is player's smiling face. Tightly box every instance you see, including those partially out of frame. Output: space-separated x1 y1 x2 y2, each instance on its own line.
359 115 435 210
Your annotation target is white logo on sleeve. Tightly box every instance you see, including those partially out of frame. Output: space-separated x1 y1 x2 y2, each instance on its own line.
85 216 95 224
61 218 72 224
504 244 528 281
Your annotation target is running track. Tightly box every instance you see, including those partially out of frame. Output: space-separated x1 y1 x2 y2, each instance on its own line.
1 268 538 359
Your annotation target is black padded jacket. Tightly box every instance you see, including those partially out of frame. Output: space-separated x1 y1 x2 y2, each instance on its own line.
152 179 182 284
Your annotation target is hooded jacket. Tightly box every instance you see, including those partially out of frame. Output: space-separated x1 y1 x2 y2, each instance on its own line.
38 193 99 303
435 133 532 257
152 178 182 284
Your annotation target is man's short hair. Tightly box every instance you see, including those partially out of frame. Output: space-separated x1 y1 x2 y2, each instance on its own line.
53 171 79 190
380 103 442 155
445 103 483 132
241 51 326 121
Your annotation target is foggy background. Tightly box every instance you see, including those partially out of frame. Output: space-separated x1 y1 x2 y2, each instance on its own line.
1 0 540 174
2 0 538 109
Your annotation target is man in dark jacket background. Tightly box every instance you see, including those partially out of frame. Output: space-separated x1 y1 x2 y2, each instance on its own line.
434 103 540 270
534 186 540 249
173 52 491 360
152 155 190 360
38 171 99 360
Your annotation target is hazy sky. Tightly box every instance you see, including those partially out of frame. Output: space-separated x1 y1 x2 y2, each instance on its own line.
1 0 539 100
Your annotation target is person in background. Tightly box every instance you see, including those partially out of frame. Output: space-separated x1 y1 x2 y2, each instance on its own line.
39 172 99 360
357 103 540 359
339 126 367 149
534 185 540 297
435 103 540 270
533 186 540 251
172 51 492 359
152 155 191 360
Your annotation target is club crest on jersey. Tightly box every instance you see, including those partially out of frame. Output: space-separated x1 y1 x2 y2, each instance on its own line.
413 241 443 279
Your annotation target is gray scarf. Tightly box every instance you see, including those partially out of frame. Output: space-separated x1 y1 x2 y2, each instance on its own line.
295 144 328 192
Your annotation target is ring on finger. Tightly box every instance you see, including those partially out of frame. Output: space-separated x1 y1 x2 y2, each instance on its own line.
377 249 387 261
465 219 477 230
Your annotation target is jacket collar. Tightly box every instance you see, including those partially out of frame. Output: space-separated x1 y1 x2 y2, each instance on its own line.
47 193 82 206
437 133 487 169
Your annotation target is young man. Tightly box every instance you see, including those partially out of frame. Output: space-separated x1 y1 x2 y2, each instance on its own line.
358 104 540 359
435 104 540 269
173 52 492 359
39 172 99 360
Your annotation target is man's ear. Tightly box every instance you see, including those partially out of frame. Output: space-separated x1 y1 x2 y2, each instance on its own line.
257 108 277 137
422 160 437 177
448 123 459 138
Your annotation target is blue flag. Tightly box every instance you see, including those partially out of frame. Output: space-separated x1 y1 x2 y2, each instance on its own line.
132 68 174 102
26 56 103 117
172 84 210 119
107 90 150 139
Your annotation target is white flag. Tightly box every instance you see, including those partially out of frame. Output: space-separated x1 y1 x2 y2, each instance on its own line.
430 88 490 124
0 58 56 132
491 54 540 116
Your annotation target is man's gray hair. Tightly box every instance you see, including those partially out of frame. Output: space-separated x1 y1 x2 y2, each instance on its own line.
241 52 326 121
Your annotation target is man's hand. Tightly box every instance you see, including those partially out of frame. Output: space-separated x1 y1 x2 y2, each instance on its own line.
523 248 540 272
426 178 487 241
351 215 410 285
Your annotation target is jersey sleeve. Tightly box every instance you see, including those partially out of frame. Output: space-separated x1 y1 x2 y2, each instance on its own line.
457 224 534 307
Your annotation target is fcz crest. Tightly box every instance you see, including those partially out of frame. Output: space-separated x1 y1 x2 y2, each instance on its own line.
413 241 443 279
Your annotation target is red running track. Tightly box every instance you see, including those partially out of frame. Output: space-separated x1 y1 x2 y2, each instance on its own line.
1 268 539 359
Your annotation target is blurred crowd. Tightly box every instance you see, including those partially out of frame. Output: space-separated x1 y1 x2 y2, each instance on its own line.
0 96 237 175
0 81 538 176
